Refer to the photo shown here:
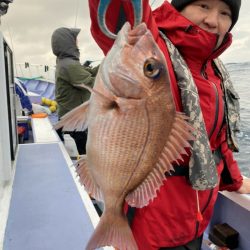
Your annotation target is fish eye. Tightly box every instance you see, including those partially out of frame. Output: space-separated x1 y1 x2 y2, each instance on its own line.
143 58 162 79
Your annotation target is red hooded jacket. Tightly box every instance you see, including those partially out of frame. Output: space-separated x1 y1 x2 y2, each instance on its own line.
88 0 243 248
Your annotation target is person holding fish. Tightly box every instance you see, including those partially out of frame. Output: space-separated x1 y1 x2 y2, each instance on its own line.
56 0 250 249
84 0 250 249
51 27 98 155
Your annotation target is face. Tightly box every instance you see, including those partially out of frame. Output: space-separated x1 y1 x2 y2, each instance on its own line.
180 0 232 49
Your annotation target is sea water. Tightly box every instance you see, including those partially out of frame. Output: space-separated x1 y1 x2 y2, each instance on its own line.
226 62 250 177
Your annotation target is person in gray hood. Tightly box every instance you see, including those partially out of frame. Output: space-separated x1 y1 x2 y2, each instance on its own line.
51 27 98 155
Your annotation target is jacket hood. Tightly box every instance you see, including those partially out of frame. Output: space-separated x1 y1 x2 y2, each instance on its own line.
153 2 232 65
51 27 81 60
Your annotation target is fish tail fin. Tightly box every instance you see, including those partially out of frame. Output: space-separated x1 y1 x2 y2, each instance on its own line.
86 211 138 250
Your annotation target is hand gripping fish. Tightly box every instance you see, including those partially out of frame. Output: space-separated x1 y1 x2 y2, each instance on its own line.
98 0 142 39
55 23 194 250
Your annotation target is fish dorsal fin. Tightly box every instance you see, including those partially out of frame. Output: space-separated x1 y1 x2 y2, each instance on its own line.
125 112 194 208
54 101 89 131
76 155 103 201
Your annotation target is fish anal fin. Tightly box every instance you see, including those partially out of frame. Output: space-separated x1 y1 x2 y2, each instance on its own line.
86 211 138 250
76 156 103 201
54 101 89 131
125 162 169 208
125 112 194 208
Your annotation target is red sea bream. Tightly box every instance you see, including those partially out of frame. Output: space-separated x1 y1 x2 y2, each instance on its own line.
55 22 194 250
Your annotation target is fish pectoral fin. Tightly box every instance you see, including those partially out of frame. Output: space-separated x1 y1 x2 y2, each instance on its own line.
54 101 89 131
125 112 194 208
76 155 103 201
116 97 146 112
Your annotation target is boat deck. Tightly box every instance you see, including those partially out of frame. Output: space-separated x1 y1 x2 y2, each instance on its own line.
4 143 95 250
2 116 112 250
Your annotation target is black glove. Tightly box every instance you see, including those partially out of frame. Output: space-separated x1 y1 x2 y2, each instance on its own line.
83 60 92 68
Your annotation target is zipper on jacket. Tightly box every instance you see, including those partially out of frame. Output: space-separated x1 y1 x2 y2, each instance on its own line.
201 66 222 140
208 82 219 139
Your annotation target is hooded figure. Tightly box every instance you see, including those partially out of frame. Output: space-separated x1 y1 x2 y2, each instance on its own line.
51 27 98 118
51 27 99 154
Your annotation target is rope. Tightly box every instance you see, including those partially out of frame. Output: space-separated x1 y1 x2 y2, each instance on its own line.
74 0 80 27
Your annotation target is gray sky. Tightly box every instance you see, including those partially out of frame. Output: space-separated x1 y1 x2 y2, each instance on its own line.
1 0 250 76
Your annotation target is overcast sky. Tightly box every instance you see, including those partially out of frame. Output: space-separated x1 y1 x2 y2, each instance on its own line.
0 0 250 76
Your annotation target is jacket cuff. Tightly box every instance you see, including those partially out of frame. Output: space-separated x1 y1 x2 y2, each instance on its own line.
219 139 243 192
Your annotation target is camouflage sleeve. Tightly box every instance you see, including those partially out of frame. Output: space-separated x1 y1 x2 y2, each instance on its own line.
214 58 241 152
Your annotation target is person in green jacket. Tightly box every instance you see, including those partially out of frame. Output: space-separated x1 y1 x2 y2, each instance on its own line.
51 27 98 154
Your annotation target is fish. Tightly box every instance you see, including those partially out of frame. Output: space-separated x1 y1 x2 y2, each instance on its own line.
55 22 194 250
